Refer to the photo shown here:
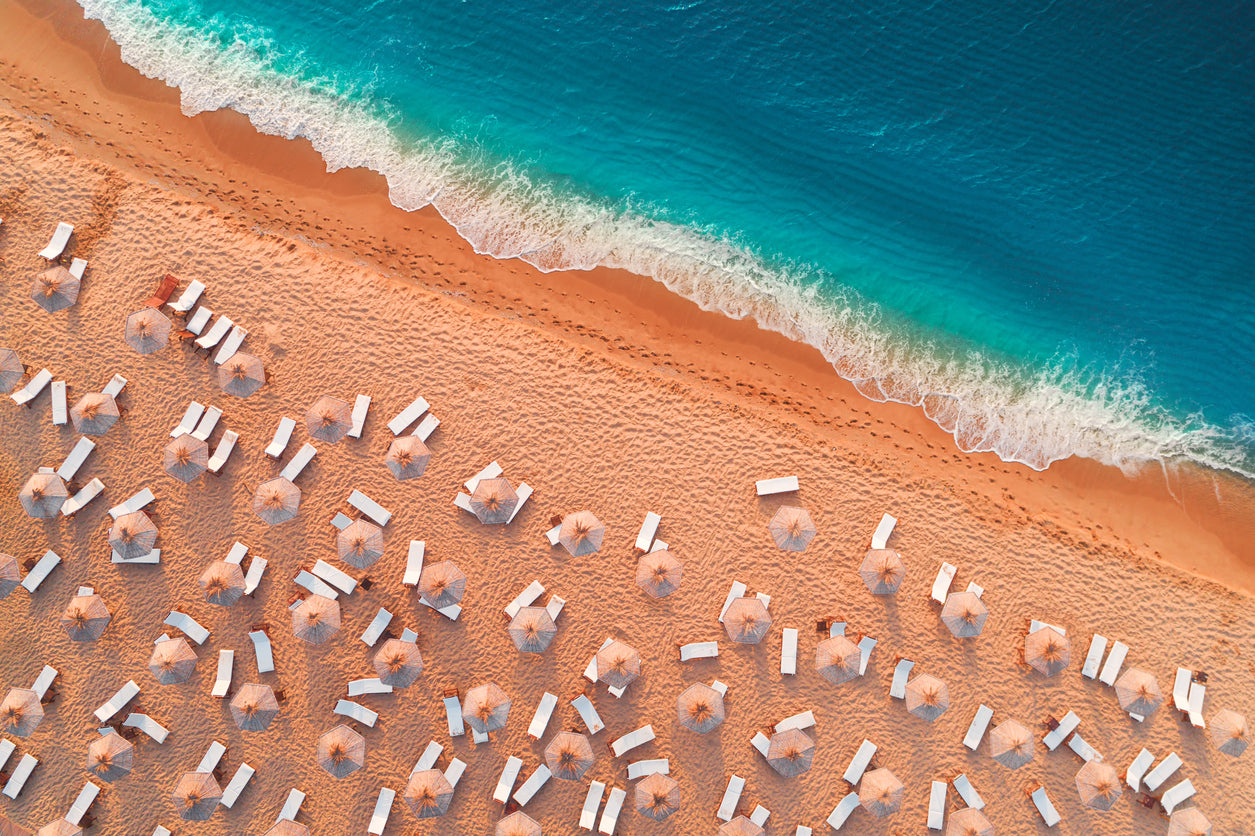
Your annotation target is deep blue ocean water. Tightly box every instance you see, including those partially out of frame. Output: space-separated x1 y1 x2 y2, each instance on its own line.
79 0 1255 476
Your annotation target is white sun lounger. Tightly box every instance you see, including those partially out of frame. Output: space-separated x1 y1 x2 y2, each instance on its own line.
420 596 462 621
928 780 946 830
858 635 877 674
454 492 474 514
280 443 317 482
680 641 719 661
208 430 239 473
1160 779 1195 814
598 786 626 835
580 781 607 830
197 740 227 773
348 394 371 439
61 478 105 517
1081 634 1108 679
112 546 160 565
1125 748 1154 791
513 764 552 806
527 692 558 740
21 550 61 592
211 650 234 698
249 630 274 673
313 559 357 595
963 704 994 750
797 827 813 836
165 610 210 644
102 374 127 397
294 571 338 600
243 557 267 595
388 396 430 435
1187 682 1206 727
829 620 847 637
445 758 466 787
68 258 88 281
751 732 771 757
51 380 67 425
1030 620 1066 635
952 774 984 809
443 693 465 737
367 787 394 835
634 512 662 551
276 789 305 822
826 792 860 830
718 581 748 622
413 741 443 773
889 658 914 699
123 713 169 743
931 562 957 603
184 305 212 335
571 694 605 734
711 680 726 696
966 580 984 596
1068 732 1101 762
266 417 296 458
214 325 247 364
651 539 669 552
11 368 52 406
1042 711 1080 750
756 476 799 496
0 741 17 773
775 711 816 733
870 513 897 549
545 524 562 546
781 627 799 675
627 759 669 779
464 461 502 494
611 725 654 757
32 665 58 700
359 608 393 647
192 405 222 441
545 595 566 622
334 699 378 728
1030 785 1061 827
168 279 205 313
506 482 532 524
95 680 140 722
65 781 100 825
505 580 546 619
1098 640 1128 686
493 756 524 803
221 763 255 808
348 489 391 525
153 828 172 836
2 754 37 799
1172 667 1191 711
750 806 770 827
843 739 877 784
58 436 96 480
412 412 439 441
195 315 234 351
717 774 745 822
171 402 205 438
40 222 74 259
109 488 154 519
398 541 425 587
349 678 392 697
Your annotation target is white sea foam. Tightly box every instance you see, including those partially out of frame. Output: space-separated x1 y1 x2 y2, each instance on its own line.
79 0 1254 480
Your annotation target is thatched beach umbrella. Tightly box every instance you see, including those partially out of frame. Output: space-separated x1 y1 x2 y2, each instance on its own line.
306 395 351 443
635 772 680 821
148 637 198 684
172 771 221 821
19 472 67 518
337 518 384 569
989 719 1034 769
35 820 80 836
405 769 453 819
164 434 209 483
946 806 994 836
0 348 25 393
87 730 133 782
60 593 110 641
1114 668 1163 717
471 477 518 524
544 731 594 780
230 683 279 731
508 606 557 654
292 594 340 644
0 816 32 836
859 768 904 817
463 682 511 734
1025 626 1070 676
217 352 266 397
32 266 80 312
318 724 365 778
767 728 815 777
636 549 682 598
596 640 641 689
253 477 300 525
768 506 815 551
417 560 466 609
109 511 157 560
199 560 246 607
495 811 541 836
0 554 20 600
718 816 764 836
125 308 172 354
905 673 950 722
723 596 771 644
385 436 430 480
559 510 604 556
1168 807 1212 836
70 393 119 436
264 823 310 836
1210 708 1248 757
941 590 988 638
860 548 905 594
676 682 725 733
373 639 423 688
816 635 861 684
1076 759 1122 811
1 689 44 737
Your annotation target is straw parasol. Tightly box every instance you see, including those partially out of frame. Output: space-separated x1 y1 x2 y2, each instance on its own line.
199 560 246 607
463 682 511 734
337 518 384 569
404 769 453 818
306 395 352 443
1 689 43 737
859 768 904 817
495 812 541 836
768 505 815 551
32 266 80 312
60 593 111 641
164 434 209 483
988 719 1034 769
815 635 861 684
718 816 765 836
860 548 905 594
723 596 772 644
559 510 605 556
1209 708 1248 757
109 511 157 560
218 352 266 397
0 554 20 600
635 772 680 821
373 639 423 688
676 682 725 733
264 823 310 836
1168 807 1212 836
70 393 119 435
508 606 557 654
0 815 32 836
1114 668 1163 717
470 477 518 524
636 549 682 598
172 771 221 821
253 477 300 525
0 347 22 393
417 560 466 608
1076 759 1122 811
125 308 172 354
19 472 68 518
905 673 950 722
941 590 988 638
544 731 595 780
230 683 279 731
318 724 365 778
292 594 340 644
87 730 133 782
385 436 431 480
1024 625 1070 676
767 728 815 777
148 637 198 684
596 640 641 689
35 821 80 836
946 806 994 836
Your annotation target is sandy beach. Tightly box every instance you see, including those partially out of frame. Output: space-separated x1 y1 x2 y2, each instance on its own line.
1 0 1254 834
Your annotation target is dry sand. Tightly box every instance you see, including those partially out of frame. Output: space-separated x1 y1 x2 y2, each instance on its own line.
1 0 1254 834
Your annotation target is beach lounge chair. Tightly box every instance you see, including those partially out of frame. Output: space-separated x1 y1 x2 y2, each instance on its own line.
334 699 378 727
102 374 128 397
412 740 443 773
1144 751 1182 792
348 678 392 697
963 704 994 750
634 512 662 551
506 482 533 524
214 325 248 364
1042 710 1080 750
781 627 799 675
444 758 466 787
1160 779 1195 814
360 608 393 647
39 222 74 259
348 489 391 525
57 436 96 480
68 257 88 280
165 610 210 644
756 475 799 496
367 787 394 835
889 657 914 699
545 524 562 546
1125 748 1154 791
1030 619 1066 635
197 740 227 773
153 828 172 836
195 315 234 352
513 763 552 806
545 595 566 621
144 274 180 308
313 559 357 595
572 693 606 734
1097 640 1128 686
870 513 897 549
775 710 816 733
249 629 274 673
265 416 296 458
2 754 37 799
718 581 748 622
928 780 946 830
443 689 466 737
211 650 234 698
611 725 654 757
527 692 558 740
717 774 746 822
181 305 213 336
32 665 58 700
348 394 371 439
191 405 222 441
95 680 140 722
294 571 336 600
843 739 877 784
280 443 317 482
243 557 267 596
221 763 255 808
167 279 205 313
627 759 669 779
65 781 100 825
463 461 503 494
276 789 305 822
1187 682 1206 727
505 580 546 619
580 781 607 830
21 549 61 592
931 562 957 603
327 510 351 530
1081 634 1108 679
1173 668 1191 710
0 739 14 772
750 806 771 827
109 487 154 519
680 641 719 661
51 380 67 425
826 792 860 830
62 478 105 517
858 635 877 675
1029 783 1061 827
599 786 626 835
952 774 985 809
1067 732 1101 762
11 368 52 405
171 402 205 438
388 396 430 434
493 756 524 803
413 412 440 441
207 430 239 473
123 713 169 743
454 492 474 514
751 732 771 758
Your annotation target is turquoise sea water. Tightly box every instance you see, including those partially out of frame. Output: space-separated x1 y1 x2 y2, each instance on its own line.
78 0 1255 477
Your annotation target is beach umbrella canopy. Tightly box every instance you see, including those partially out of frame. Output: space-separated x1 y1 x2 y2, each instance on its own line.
596 640 641 689
1 689 43 737
60 593 111 641
32 266 80 312
373 639 423 688
635 772 681 821
109 511 158 559
173 771 221 821
417 560 466 608
405 769 453 819
768 505 816 551
70 393 119 436
164 434 209 483
815 635 861 684
463 682 511 734
199 560 246 607
125 308 172 354
385 436 431 480
253 477 300 525
1209 708 1248 757
292 594 340 644
230 683 279 731
544 731 595 781
767 728 815 777
35 821 80 836
470 477 518 524
0 554 20 600
676 682 725 733
1 348 24 393
1076 760 1122 811
905 673 950 722
18 472 67 518
495 812 541 836
318 724 365 778
1168 807 1212 836
337 518 384 569
859 768 904 817
509 606 558 654
306 394 352 443
264 823 310 836
148 637 198 684
860 548 906 594
0 816 32 836
941 590 989 638
87 730 133 782
989 719 1034 769
1114 668 1163 717
946 806 994 836
718 816 765 836
559 510 605 556
218 352 266 397
636 549 682 598
723 596 772 644
1024 626 1070 676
